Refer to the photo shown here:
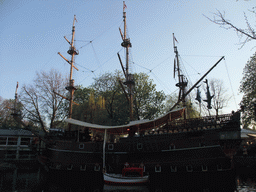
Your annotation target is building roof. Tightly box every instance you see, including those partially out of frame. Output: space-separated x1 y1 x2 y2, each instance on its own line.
0 128 44 137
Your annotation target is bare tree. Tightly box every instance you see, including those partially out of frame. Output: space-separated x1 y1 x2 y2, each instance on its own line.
20 69 68 132
0 97 18 128
205 5 256 48
202 78 231 116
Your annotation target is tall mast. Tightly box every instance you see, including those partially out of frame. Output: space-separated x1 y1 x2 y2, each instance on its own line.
170 34 224 112
58 15 79 130
173 33 187 110
67 15 78 120
14 82 19 116
120 1 134 121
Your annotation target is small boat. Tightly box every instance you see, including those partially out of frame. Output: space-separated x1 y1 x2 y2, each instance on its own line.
104 166 149 185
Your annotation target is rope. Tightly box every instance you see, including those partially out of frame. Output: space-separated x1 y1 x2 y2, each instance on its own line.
224 58 237 108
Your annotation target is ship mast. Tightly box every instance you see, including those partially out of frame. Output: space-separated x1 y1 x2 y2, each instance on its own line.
173 34 188 116
58 15 79 130
170 34 224 112
119 1 134 121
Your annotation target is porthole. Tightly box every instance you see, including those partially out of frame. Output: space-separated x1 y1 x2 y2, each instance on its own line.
56 163 61 169
217 164 222 171
137 143 143 150
186 165 193 172
94 164 100 171
170 166 177 172
67 164 73 170
79 144 84 149
80 165 86 171
108 144 114 150
202 165 208 172
155 165 161 172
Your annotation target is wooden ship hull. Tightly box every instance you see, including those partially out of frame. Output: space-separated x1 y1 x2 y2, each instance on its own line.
105 112 241 175
40 109 241 180
41 141 103 172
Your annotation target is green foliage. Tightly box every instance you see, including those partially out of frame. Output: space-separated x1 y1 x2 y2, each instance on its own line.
0 97 20 128
240 53 256 129
165 94 200 119
185 100 200 119
134 73 166 120
72 71 166 126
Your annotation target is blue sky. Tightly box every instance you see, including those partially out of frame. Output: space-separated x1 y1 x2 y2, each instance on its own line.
1 0 255 114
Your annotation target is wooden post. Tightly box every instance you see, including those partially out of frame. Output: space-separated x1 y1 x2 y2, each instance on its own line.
103 129 107 173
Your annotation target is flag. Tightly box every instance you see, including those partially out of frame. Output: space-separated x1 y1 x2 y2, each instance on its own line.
173 35 178 43
15 81 19 94
123 1 127 11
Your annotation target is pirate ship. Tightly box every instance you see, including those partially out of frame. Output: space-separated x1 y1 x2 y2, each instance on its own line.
12 2 241 184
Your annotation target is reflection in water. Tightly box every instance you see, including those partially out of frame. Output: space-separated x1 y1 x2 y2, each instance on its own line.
0 167 44 191
1 166 256 191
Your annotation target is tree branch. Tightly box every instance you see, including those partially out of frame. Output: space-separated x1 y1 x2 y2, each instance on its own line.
204 10 256 48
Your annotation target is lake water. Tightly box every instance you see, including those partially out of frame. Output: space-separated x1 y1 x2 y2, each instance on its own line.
1 166 256 192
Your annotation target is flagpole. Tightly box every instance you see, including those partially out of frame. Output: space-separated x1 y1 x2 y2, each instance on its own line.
173 33 175 48
103 129 107 173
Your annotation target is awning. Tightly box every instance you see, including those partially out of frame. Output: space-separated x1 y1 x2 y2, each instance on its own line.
65 108 185 135
241 129 256 139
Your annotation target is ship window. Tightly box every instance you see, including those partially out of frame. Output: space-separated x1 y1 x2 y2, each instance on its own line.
108 144 114 150
6 151 16 159
171 166 177 172
186 165 193 172
202 165 208 171
94 164 100 171
21 138 30 145
137 143 143 150
67 164 73 170
80 165 86 171
217 164 222 171
169 143 175 150
56 164 61 169
199 142 205 147
0 137 7 145
7 137 18 145
79 144 84 149
155 165 161 172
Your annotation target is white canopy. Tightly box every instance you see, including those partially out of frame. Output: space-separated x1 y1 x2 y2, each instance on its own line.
241 129 256 139
65 108 185 135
